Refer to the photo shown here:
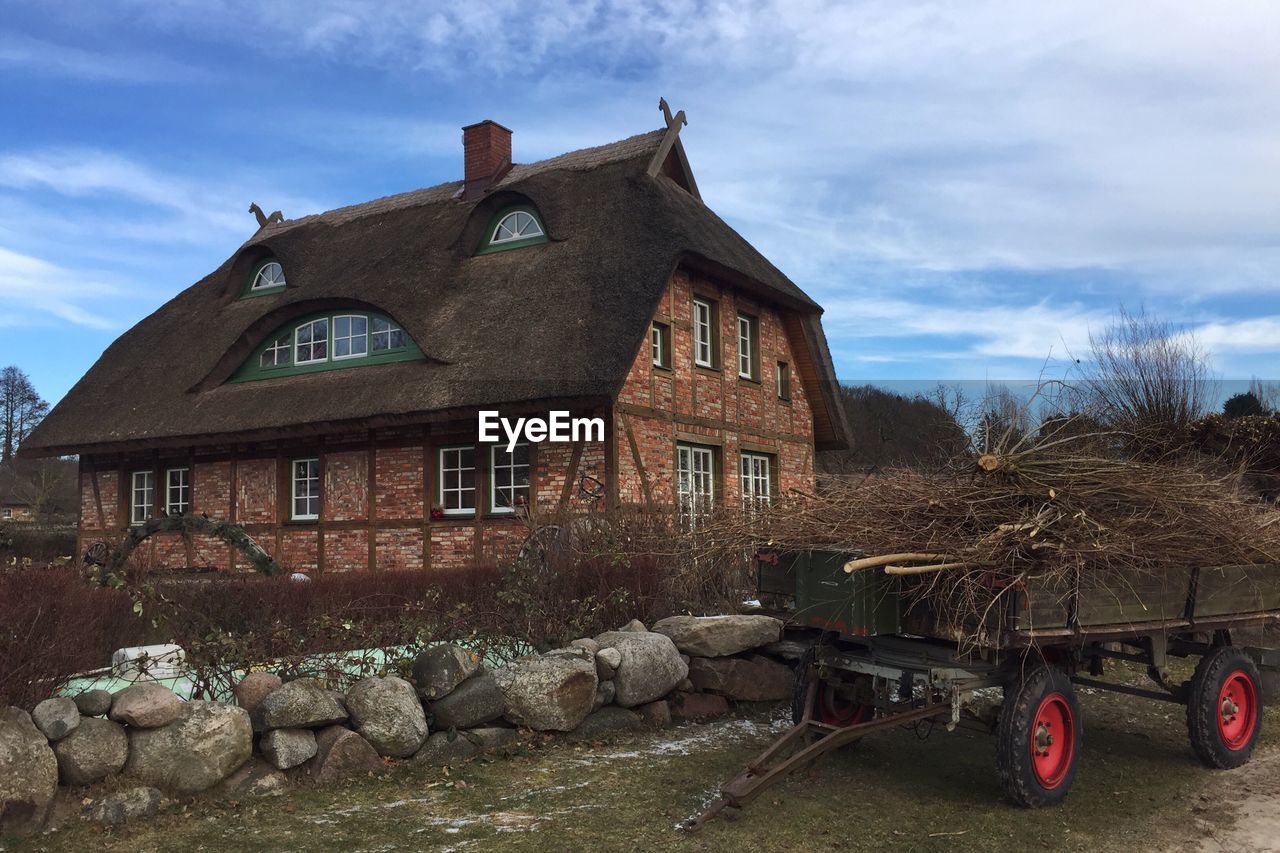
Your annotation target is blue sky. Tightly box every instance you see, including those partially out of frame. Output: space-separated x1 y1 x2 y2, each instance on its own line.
2 1 1278 407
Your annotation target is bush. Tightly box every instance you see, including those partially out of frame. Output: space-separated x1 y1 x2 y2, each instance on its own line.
0 524 77 565
0 566 142 708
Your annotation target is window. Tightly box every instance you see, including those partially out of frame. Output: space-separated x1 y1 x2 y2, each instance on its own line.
332 315 368 360
249 259 286 292
1 508 11 520
740 452 773 510
294 319 329 365
371 317 405 351
491 210 544 244
693 298 717 368
291 459 320 521
777 361 791 400
130 470 154 526
490 444 530 513
676 443 715 520
651 322 671 369
260 333 291 369
166 468 190 516
737 313 759 380
438 446 476 516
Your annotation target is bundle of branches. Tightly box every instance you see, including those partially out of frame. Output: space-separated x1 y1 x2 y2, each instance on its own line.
706 429 1280 642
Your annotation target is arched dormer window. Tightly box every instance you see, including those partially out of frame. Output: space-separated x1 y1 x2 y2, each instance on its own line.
476 206 548 255
232 310 421 382
243 258 286 297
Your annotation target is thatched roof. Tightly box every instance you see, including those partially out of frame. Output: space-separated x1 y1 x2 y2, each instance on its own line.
24 126 849 455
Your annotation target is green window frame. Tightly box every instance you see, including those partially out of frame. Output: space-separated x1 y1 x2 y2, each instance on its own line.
232 310 422 382
476 206 549 255
242 258 287 298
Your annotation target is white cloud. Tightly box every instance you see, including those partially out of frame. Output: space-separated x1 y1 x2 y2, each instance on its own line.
0 33 208 83
0 246 132 328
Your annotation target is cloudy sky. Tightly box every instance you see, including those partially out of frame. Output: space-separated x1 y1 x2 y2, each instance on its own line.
2 1 1278 405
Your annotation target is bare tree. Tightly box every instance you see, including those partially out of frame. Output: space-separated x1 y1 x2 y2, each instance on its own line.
0 367 48 463
1080 308 1212 443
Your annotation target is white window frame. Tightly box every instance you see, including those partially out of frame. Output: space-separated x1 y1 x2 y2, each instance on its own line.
260 333 291 369
737 313 757 380
294 319 329 365
291 458 320 521
693 299 714 368
130 470 154 526
777 361 791 400
651 322 669 369
489 443 530 514
1 508 12 520
251 260 286 291
371 317 405 352
331 314 369 361
490 210 544 244
438 446 476 517
166 467 190 516
676 443 715 519
740 452 772 510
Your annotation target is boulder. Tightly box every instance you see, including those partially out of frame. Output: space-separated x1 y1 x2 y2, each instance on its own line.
345 676 429 758
594 631 688 708
429 670 506 730
233 672 282 713
215 757 288 799
0 707 58 835
619 619 648 633
546 646 595 663
762 639 811 661
109 683 181 729
411 731 478 766
259 728 317 770
254 678 347 730
89 786 162 826
569 707 643 740
569 638 600 656
595 647 621 680
52 717 128 785
303 725 382 785
652 615 784 658
688 655 792 702
593 681 615 711
669 692 730 720
73 689 113 718
638 699 672 727
125 701 252 793
411 645 481 700
32 697 80 741
467 727 518 751
493 655 597 732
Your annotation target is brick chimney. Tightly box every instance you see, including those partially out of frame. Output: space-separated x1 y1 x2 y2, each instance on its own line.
462 120 512 200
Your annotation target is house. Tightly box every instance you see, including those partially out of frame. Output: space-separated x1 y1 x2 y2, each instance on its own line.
0 458 79 524
21 106 850 572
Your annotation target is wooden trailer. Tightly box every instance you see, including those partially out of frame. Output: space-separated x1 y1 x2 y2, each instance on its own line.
689 550 1278 828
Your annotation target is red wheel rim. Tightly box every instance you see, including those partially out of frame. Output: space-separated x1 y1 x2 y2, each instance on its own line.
1029 692 1075 789
1216 670 1258 750
816 681 872 727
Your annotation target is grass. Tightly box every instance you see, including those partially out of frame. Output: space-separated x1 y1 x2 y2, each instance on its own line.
8 662 1276 853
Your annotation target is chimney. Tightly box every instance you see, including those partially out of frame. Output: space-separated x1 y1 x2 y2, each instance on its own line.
462 120 512 200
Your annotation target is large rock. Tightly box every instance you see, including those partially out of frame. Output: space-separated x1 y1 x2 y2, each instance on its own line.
429 671 506 730
52 717 128 785
32 697 80 741
303 725 382 785
215 757 288 799
345 676 428 758
467 727 518 751
569 707 643 740
412 731 478 766
669 691 730 720
595 647 621 680
688 655 792 702
593 631 689 708
254 678 347 730
110 683 181 729
0 707 58 835
652 615 784 658
73 689 113 718
493 655 597 731
234 672 282 713
260 728 317 770
412 645 482 700
125 701 252 793
638 699 672 727
89 786 162 826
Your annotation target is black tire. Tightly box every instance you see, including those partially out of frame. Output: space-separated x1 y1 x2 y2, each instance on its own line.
1186 645 1263 769
997 666 1082 807
792 645 874 729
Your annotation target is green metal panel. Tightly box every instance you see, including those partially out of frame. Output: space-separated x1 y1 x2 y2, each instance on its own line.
1012 568 1193 632
794 550 901 637
755 550 798 598
1194 565 1280 617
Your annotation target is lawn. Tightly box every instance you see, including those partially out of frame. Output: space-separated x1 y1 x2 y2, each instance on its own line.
11 669 1276 853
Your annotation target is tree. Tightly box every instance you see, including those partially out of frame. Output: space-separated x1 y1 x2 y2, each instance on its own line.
819 384 968 474
1223 391 1266 419
0 367 49 463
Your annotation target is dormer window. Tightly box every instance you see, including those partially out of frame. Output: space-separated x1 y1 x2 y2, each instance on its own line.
233 310 421 382
477 206 548 254
248 259 286 294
